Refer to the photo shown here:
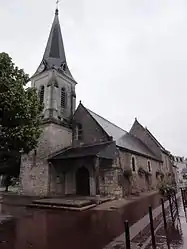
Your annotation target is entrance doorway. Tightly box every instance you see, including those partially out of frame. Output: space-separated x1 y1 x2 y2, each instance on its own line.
76 167 90 196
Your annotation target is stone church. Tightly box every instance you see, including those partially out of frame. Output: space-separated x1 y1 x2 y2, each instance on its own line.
19 9 175 197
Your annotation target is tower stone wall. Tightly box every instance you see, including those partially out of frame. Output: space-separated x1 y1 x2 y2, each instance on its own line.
19 8 76 196
19 123 72 196
32 70 76 122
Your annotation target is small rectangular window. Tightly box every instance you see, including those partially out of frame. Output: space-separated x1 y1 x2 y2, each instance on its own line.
74 124 83 141
147 161 151 172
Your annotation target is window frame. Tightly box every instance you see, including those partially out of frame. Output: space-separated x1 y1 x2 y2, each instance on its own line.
74 123 83 141
131 156 136 173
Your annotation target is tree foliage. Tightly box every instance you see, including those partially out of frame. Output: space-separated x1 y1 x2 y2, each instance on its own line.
0 52 43 175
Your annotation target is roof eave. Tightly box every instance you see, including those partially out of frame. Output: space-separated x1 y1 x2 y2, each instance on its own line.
117 145 163 163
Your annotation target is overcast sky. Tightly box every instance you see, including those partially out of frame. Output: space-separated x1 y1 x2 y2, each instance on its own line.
0 0 187 156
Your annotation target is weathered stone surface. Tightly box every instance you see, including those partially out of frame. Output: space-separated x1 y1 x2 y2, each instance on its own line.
110 150 161 196
19 123 72 196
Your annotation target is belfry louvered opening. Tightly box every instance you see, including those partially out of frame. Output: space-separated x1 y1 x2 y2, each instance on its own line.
61 87 66 108
39 85 44 104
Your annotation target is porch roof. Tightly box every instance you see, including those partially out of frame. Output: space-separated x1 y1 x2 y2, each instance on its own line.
48 141 116 160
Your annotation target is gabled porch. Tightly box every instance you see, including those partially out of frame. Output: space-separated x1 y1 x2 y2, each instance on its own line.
48 141 117 197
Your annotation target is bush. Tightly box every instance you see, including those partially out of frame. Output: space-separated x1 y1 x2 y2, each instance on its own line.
156 170 164 179
157 181 176 197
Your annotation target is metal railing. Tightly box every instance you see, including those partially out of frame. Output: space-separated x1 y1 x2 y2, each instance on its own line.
124 192 179 249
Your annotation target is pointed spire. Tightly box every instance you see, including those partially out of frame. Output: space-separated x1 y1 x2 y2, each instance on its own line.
56 0 59 14
55 8 59 15
33 7 72 78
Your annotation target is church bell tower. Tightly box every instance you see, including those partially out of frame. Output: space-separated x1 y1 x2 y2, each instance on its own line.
19 8 77 196
31 8 77 124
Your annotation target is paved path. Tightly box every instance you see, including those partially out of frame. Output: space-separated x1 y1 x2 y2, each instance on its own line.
104 193 179 249
145 197 187 248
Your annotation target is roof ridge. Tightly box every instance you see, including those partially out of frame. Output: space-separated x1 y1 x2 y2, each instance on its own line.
87 108 127 134
131 119 166 153
145 127 165 150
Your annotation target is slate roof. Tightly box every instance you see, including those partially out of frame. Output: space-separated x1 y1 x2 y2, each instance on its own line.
87 108 160 161
87 109 127 141
145 127 167 153
32 9 72 79
49 141 116 160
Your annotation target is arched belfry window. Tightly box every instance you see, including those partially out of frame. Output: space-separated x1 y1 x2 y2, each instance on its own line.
39 85 44 104
61 87 66 108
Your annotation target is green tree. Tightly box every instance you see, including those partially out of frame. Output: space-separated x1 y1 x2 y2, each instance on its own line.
0 52 42 184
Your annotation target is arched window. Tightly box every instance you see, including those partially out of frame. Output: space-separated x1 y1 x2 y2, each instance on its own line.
131 156 136 172
39 85 44 104
147 160 151 172
61 87 66 108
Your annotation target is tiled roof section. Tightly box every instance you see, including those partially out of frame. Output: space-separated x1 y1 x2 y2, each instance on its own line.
86 108 160 160
145 128 166 152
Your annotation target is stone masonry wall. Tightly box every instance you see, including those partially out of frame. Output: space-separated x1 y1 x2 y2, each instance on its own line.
161 152 175 184
19 123 72 196
118 150 161 195
99 167 123 198
73 104 109 145
96 149 162 198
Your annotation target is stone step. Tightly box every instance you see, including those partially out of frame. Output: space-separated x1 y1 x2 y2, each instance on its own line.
27 203 96 211
32 198 94 208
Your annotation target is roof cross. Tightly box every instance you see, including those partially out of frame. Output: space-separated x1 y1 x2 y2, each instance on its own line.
56 0 61 9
